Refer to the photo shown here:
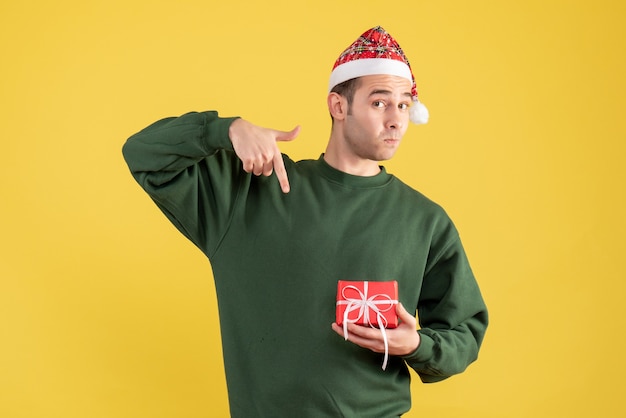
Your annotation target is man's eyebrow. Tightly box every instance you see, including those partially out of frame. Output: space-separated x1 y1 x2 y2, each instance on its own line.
368 89 413 98
369 89 391 96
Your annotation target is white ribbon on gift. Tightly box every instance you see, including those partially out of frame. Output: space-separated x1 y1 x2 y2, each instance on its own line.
336 281 398 370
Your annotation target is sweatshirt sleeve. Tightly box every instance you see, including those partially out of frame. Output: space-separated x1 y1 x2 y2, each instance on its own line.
403 225 489 383
122 111 242 257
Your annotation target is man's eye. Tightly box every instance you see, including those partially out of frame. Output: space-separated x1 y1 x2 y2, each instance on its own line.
399 103 409 110
373 101 385 108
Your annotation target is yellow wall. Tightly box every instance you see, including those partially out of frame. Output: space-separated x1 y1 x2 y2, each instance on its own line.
2 1 625 417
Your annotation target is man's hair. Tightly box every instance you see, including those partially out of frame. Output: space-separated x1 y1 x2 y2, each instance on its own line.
331 77 361 106
329 77 361 122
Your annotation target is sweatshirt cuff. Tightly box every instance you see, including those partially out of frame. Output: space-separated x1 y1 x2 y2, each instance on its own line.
402 331 435 364
402 332 450 383
202 111 240 152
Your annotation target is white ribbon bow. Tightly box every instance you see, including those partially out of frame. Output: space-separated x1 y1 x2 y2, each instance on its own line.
336 281 398 370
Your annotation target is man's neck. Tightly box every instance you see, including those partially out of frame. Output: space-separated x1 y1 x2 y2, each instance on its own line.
323 145 381 177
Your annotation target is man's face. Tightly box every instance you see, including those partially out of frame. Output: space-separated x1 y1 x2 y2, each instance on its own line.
341 74 412 162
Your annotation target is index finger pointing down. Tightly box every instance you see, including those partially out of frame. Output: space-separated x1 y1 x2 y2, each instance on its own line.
273 151 290 193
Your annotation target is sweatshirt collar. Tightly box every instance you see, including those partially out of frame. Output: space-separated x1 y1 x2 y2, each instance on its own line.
315 154 393 188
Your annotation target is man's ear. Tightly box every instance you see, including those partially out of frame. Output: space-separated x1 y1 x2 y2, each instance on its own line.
327 92 347 121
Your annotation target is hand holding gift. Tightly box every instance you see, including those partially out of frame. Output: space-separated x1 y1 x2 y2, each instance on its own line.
332 281 421 370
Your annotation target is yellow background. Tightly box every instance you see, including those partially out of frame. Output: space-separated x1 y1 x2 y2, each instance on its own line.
2 0 625 417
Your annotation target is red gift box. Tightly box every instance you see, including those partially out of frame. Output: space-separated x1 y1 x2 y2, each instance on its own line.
336 280 398 329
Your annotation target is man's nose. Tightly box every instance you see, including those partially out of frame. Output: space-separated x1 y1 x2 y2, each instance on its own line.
385 106 404 130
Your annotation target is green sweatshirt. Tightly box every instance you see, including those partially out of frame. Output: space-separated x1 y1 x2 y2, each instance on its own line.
122 111 488 417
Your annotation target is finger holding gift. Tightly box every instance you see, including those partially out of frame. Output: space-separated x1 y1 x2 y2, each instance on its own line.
331 303 420 356
332 321 382 349
390 302 421 355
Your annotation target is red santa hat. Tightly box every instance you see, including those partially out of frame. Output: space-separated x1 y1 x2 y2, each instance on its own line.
328 26 429 124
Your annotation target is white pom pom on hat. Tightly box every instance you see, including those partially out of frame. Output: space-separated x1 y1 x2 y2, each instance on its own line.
329 26 429 124
410 100 429 124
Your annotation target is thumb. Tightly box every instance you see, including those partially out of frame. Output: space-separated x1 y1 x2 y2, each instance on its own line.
396 303 416 326
275 125 301 142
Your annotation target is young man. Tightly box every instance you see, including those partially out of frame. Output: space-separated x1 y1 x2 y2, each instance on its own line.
123 26 488 417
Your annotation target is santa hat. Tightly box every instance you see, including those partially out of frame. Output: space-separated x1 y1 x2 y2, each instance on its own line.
328 26 429 124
